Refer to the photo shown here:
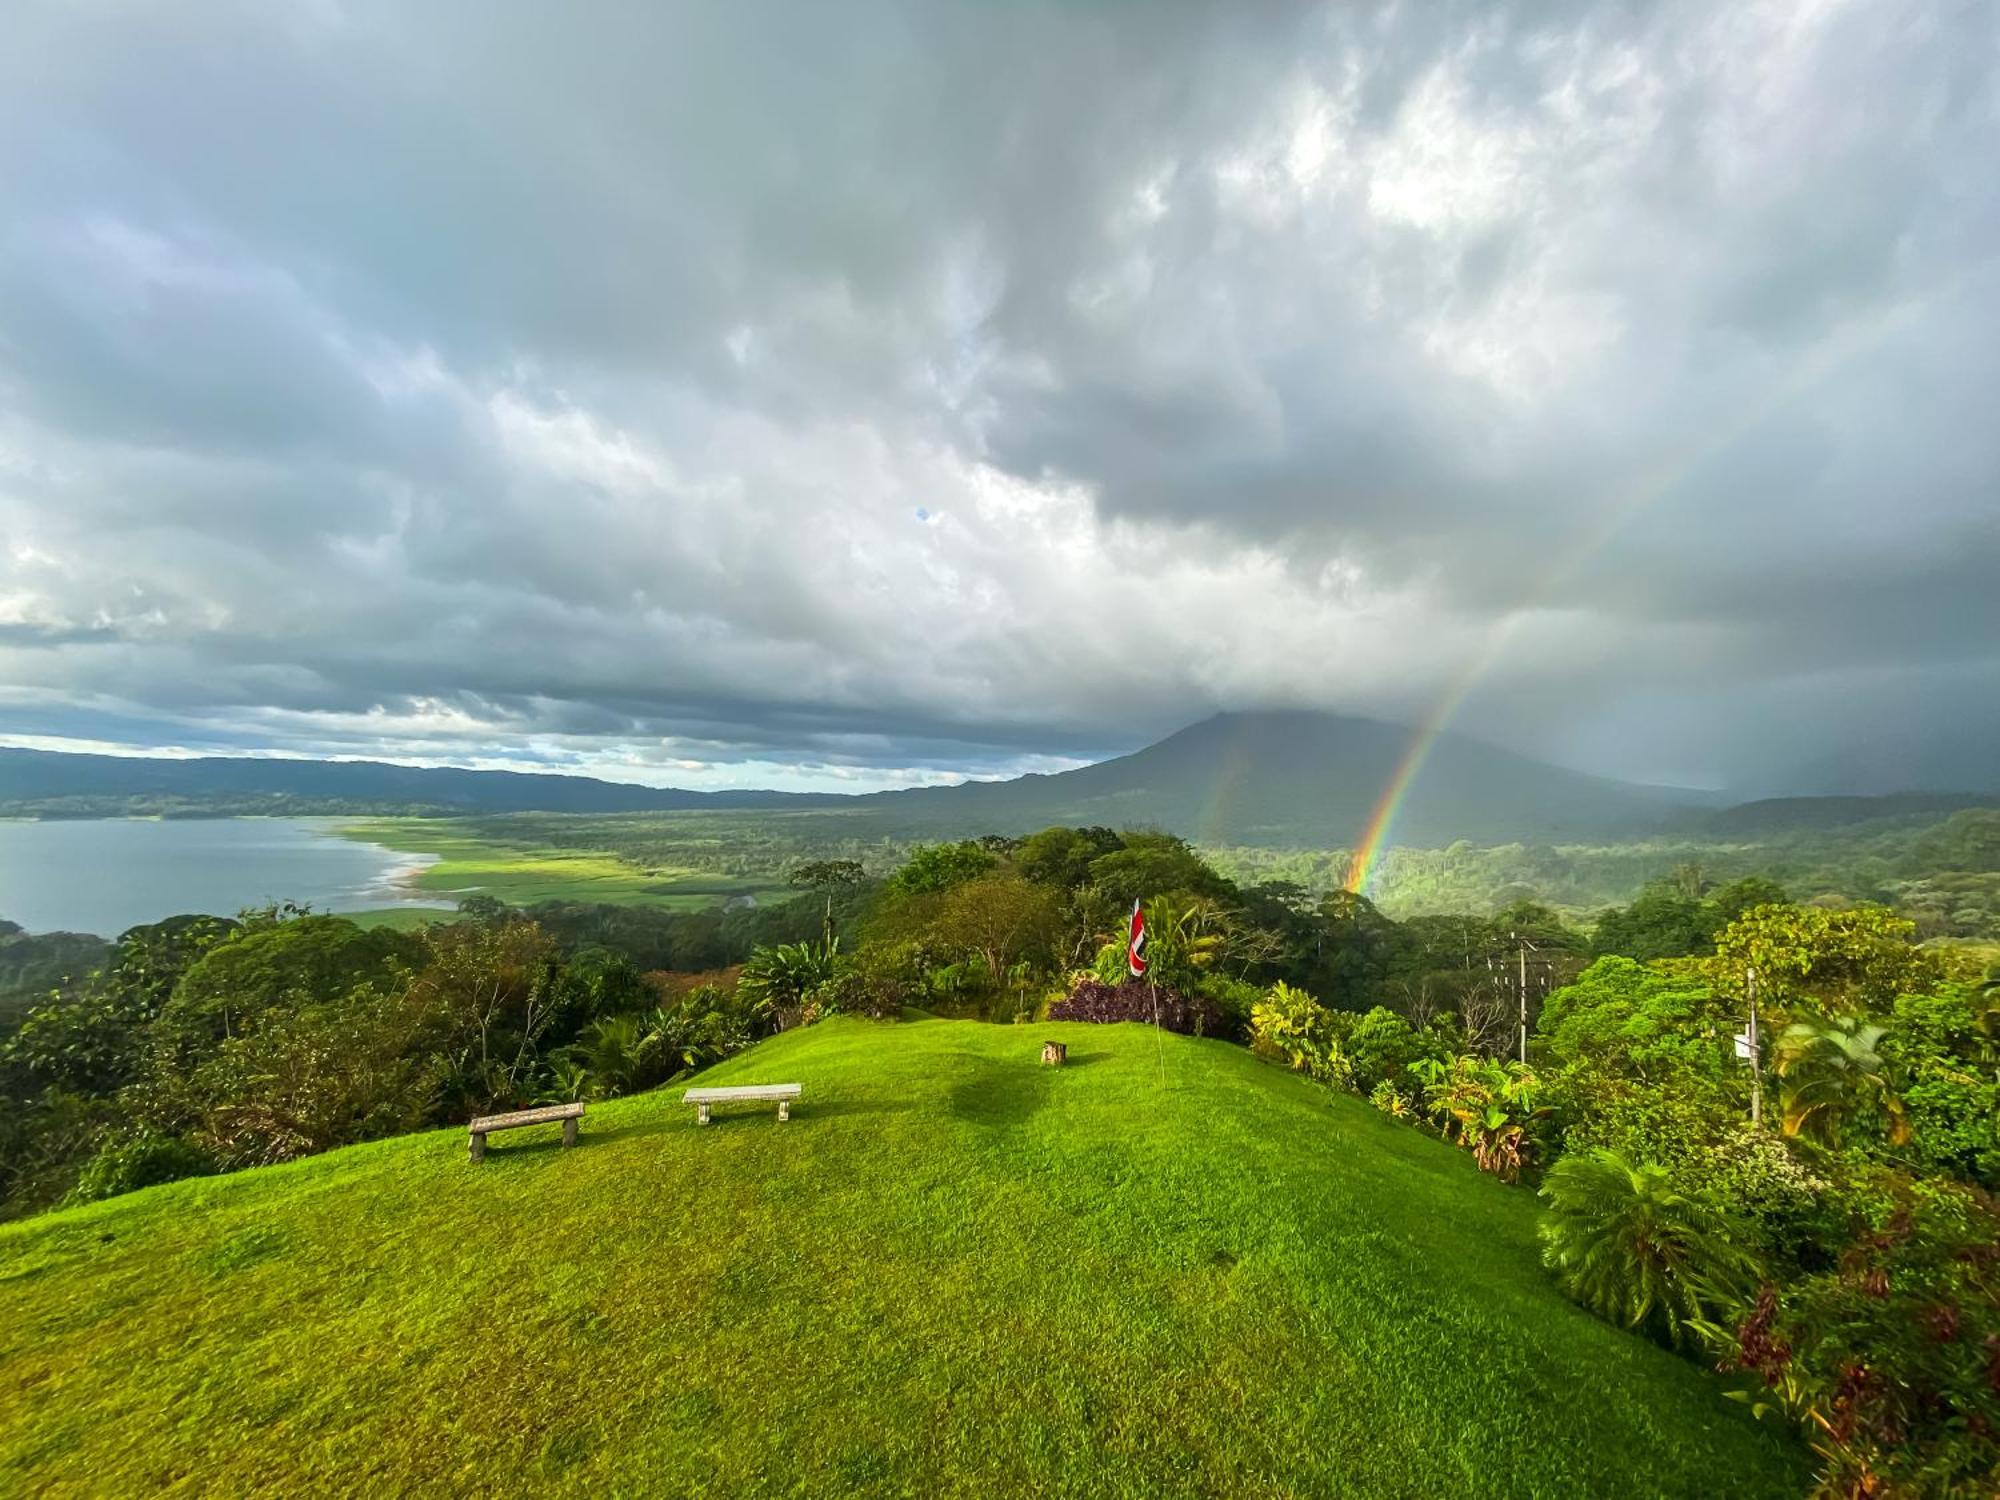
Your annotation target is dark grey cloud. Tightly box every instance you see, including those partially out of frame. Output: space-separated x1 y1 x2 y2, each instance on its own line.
0 0 1995 793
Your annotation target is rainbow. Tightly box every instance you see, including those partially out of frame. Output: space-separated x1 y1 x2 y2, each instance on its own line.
1340 296 1926 897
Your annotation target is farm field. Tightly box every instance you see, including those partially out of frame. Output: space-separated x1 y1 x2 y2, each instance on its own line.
338 818 784 913
0 1017 1802 1498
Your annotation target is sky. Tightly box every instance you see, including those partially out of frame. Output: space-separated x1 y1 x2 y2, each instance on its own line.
1 0 1996 794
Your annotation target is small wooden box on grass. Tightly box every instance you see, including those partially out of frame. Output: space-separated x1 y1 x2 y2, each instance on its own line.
1041 1040 1066 1066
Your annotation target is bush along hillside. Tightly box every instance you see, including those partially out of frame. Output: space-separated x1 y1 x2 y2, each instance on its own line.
0 1018 1802 1496
3 828 1994 1493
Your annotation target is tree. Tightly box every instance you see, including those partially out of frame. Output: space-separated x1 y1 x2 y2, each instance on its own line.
738 940 838 1028
1711 904 1938 1014
456 893 510 928
932 874 1060 988
1706 877 1787 930
180 984 440 1166
1305 890 1398 1009
888 842 998 896
1014 826 1122 890
402 918 569 1113
157 916 421 1067
1539 1148 1758 1347
1774 1018 1909 1147
1592 889 1712 961
790 860 868 944
1085 833 1232 905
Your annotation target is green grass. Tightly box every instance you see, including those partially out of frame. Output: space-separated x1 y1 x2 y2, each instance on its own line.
0 1020 1803 1497
337 818 784 912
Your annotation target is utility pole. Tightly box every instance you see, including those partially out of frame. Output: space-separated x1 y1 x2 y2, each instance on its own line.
1518 936 1529 1065
1747 965 1761 1128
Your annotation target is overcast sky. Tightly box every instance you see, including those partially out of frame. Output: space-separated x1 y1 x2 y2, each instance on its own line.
2 1 1996 793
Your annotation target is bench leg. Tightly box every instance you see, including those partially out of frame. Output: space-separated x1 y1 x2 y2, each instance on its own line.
778 1100 790 1122
468 1131 485 1164
562 1117 579 1148
697 1103 711 1126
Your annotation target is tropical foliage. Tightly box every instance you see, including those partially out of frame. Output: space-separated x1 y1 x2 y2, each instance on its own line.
1539 1148 1757 1345
3 823 1996 1493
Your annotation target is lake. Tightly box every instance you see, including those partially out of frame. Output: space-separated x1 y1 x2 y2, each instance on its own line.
0 818 451 938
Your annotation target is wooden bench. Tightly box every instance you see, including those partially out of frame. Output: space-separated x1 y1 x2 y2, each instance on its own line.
682 1084 801 1126
467 1102 584 1162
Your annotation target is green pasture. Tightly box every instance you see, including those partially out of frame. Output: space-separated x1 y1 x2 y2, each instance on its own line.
338 819 783 913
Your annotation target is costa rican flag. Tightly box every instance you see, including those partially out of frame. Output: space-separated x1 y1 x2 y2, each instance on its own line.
1127 899 1148 978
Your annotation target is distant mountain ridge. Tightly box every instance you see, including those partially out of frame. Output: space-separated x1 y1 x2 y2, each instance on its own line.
0 712 1705 845
833 711 1713 844
0 748 805 816
3 714 1989 847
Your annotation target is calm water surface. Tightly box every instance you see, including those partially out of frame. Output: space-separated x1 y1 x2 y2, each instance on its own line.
0 818 449 938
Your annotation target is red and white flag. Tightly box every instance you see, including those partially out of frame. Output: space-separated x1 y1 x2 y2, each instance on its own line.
1127 899 1148 978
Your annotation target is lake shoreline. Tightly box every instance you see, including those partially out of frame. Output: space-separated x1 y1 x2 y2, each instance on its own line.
0 818 457 937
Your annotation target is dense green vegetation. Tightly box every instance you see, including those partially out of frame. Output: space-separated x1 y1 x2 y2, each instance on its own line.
1207 806 2000 936
4 821 1995 1494
0 1018 1802 1497
0 921 109 1034
345 804 2000 945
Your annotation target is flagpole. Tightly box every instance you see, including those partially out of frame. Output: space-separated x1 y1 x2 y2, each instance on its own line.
1132 898 1166 1088
1151 969 1166 1088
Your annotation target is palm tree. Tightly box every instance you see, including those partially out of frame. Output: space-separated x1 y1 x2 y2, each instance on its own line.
1538 1148 1759 1346
537 1056 594 1104
569 1014 645 1096
1775 1017 1909 1146
738 939 839 1029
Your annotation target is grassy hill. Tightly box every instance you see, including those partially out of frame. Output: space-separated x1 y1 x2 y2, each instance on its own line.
0 1019 1801 1497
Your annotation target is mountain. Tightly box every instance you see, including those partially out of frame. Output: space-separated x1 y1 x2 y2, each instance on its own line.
0 747 808 817
0 1019 1801 1496
839 710 1711 844
1698 791 1999 837
1770 729 2000 797
0 712 1712 845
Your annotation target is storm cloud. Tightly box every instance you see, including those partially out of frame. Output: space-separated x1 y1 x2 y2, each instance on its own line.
1 0 1995 791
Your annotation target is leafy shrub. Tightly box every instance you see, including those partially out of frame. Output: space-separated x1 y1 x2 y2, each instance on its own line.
1049 977 1219 1036
816 956 908 1020
71 1132 214 1203
1368 1080 1410 1119
1192 973 1261 1043
1539 1147 1759 1346
1707 1169 2000 1495
639 984 761 1076
1345 1007 1442 1094
1415 1055 1554 1182
1250 982 1335 1076
1684 1125 1828 1264
185 986 442 1166
739 939 838 1029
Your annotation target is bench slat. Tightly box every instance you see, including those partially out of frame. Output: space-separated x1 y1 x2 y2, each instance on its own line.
682 1084 802 1103
469 1102 585 1132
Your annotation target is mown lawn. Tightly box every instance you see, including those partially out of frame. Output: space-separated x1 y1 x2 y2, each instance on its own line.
0 1019 1804 1497
337 818 782 911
